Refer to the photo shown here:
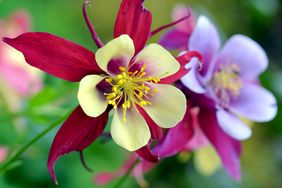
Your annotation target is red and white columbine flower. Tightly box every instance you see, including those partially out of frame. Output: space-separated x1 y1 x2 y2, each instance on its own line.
3 0 198 184
78 34 186 151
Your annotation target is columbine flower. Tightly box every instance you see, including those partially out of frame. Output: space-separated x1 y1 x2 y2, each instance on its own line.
0 10 42 110
78 34 187 151
181 15 277 140
3 0 198 184
178 15 277 179
160 6 277 179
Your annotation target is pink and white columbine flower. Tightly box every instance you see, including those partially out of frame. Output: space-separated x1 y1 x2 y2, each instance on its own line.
0 10 42 109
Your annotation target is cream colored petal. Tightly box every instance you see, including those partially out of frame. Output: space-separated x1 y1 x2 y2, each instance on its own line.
134 44 180 79
110 108 150 151
194 145 221 176
95 34 135 75
142 83 186 129
77 75 108 117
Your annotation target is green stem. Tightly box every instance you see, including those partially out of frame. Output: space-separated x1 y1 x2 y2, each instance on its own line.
0 109 72 173
114 159 139 188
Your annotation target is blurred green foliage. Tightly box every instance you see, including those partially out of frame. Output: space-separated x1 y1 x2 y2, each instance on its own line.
0 0 281 187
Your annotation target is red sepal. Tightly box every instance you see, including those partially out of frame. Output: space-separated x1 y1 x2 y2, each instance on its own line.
136 145 159 163
3 32 103 82
114 0 152 54
47 106 108 184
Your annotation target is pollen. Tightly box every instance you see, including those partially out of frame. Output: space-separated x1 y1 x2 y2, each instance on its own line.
212 63 242 105
104 64 160 122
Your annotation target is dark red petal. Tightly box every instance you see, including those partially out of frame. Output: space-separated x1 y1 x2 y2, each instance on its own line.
160 51 203 84
137 106 163 141
48 106 108 184
156 103 194 158
136 145 159 163
199 109 242 180
114 0 152 54
3 32 103 82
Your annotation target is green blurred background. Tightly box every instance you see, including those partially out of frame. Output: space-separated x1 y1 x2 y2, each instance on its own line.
0 0 282 187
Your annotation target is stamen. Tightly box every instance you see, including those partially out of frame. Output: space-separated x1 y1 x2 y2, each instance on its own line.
212 63 242 105
104 64 160 122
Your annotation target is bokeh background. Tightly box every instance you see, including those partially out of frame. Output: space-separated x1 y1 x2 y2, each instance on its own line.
0 0 282 187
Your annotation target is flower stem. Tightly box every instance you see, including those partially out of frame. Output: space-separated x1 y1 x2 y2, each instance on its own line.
83 0 104 48
114 159 139 188
0 110 72 173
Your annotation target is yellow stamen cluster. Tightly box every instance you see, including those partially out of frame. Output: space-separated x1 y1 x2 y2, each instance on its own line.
105 64 160 122
212 64 242 105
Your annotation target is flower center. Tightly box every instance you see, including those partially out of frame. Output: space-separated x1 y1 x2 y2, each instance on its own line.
105 64 160 122
212 63 242 106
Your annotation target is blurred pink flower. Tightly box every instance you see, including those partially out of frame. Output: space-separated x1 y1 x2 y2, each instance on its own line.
0 10 42 110
0 146 7 163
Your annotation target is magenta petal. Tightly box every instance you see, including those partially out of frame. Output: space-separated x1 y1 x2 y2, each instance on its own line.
3 32 103 82
159 29 188 50
136 145 159 163
48 106 108 184
157 108 194 158
199 109 242 180
114 0 152 54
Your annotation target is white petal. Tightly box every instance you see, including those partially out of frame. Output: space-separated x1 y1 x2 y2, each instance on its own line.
111 109 150 151
142 83 187 129
134 44 180 79
78 75 108 117
95 35 135 75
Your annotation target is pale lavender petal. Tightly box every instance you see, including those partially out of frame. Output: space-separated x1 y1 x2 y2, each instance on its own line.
180 58 206 93
230 84 277 122
159 29 188 50
216 108 252 140
216 35 268 80
199 109 242 180
189 16 220 74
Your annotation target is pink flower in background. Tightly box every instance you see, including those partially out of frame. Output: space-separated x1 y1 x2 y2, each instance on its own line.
0 10 42 109
0 146 7 163
159 4 195 50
